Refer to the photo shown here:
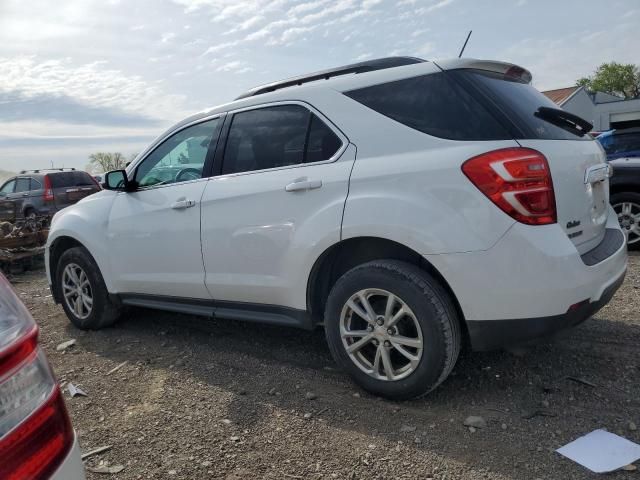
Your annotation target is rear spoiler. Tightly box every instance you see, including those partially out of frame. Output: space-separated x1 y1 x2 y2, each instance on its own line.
434 58 532 84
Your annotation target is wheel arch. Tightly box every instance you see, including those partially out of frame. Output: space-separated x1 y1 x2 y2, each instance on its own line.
48 235 105 304
306 236 467 339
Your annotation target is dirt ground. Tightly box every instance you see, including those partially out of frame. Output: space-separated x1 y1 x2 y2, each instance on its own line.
11 252 640 479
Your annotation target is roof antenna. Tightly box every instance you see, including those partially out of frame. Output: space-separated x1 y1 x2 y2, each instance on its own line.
458 30 472 58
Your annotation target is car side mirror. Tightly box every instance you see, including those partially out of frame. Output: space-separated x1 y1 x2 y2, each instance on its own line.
103 170 131 191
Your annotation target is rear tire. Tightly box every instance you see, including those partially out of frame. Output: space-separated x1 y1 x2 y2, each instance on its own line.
324 260 460 400
56 247 121 329
611 192 640 250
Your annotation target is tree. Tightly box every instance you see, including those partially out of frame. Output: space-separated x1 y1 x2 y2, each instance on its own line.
86 152 128 173
577 62 640 99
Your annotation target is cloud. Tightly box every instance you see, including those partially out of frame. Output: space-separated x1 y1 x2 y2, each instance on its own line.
215 60 253 74
161 32 176 43
0 90 160 127
411 28 431 38
415 0 455 15
355 52 373 61
499 22 640 90
416 42 435 56
0 56 188 121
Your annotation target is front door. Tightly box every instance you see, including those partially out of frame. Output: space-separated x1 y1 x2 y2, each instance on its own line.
107 117 222 299
200 103 354 309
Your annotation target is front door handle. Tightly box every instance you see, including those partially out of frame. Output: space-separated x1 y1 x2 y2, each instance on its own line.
171 198 196 210
285 178 322 192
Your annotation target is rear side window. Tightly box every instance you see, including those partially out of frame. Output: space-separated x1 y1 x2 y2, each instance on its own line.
344 72 511 141
454 69 589 140
14 178 30 193
222 105 342 175
305 115 342 163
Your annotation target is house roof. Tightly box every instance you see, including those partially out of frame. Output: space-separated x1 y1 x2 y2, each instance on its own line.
541 86 581 105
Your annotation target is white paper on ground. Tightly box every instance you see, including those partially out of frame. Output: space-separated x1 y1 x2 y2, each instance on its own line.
556 429 640 473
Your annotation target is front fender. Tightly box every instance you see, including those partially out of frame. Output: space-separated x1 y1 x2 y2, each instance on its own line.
46 191 116 291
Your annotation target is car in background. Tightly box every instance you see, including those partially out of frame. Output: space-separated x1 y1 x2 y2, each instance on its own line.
608 156 640 249
595 129 640 248
0 272 85 479
597 128 640 161
0 169 100 219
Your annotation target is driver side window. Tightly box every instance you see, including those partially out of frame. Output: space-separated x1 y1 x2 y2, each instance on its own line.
135 118 221 188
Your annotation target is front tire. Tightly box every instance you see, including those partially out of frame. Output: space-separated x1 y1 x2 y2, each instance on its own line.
611 192 640 250
56 247 121 329
324 260 460 400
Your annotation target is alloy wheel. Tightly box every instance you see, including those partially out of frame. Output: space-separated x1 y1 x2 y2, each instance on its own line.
613 201 640 245
339 288 423 381
62 263 93 320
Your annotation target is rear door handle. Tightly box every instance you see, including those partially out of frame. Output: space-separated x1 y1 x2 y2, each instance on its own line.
285 178 322 192
171 198 196 210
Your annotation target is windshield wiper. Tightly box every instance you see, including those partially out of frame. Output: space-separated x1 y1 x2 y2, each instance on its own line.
534 106 593 137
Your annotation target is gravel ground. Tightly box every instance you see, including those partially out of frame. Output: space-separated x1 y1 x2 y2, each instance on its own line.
10 252 640 479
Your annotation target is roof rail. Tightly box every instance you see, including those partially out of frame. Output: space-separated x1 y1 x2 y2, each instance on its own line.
19 168 76 174
235 56 426 100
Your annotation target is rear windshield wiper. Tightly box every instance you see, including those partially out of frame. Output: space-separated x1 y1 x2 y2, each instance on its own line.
534 106 593 137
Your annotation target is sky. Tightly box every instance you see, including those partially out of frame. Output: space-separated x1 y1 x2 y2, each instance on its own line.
1 0 639 172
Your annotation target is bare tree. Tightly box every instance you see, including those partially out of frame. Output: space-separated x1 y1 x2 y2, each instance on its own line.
86 153 128 173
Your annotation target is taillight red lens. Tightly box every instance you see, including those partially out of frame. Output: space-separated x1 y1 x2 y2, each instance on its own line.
43 175 54 202
0 274 74 479
0 382 73 480
462 147 556 225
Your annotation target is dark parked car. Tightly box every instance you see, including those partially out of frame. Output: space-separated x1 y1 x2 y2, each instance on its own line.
0 169 100 219
609 156 640 249
597 128 640 161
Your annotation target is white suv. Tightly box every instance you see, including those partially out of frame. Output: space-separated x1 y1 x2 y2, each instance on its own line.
46 57 627 399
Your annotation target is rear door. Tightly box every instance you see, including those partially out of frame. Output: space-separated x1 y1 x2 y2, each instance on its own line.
200 103 353 308
451 68 610 254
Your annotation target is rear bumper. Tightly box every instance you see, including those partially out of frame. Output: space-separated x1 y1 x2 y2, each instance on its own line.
424 206 628 350
467 268 625 351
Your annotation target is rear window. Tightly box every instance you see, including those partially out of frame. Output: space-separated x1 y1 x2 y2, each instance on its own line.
48 171 95 188
454 69 589 140
344 72 511 141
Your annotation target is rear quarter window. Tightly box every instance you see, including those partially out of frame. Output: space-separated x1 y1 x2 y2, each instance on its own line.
344 72 512 141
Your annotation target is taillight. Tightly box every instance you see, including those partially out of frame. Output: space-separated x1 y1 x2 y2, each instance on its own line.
462 147 556 225
43 175 54 202
0 274 73 480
